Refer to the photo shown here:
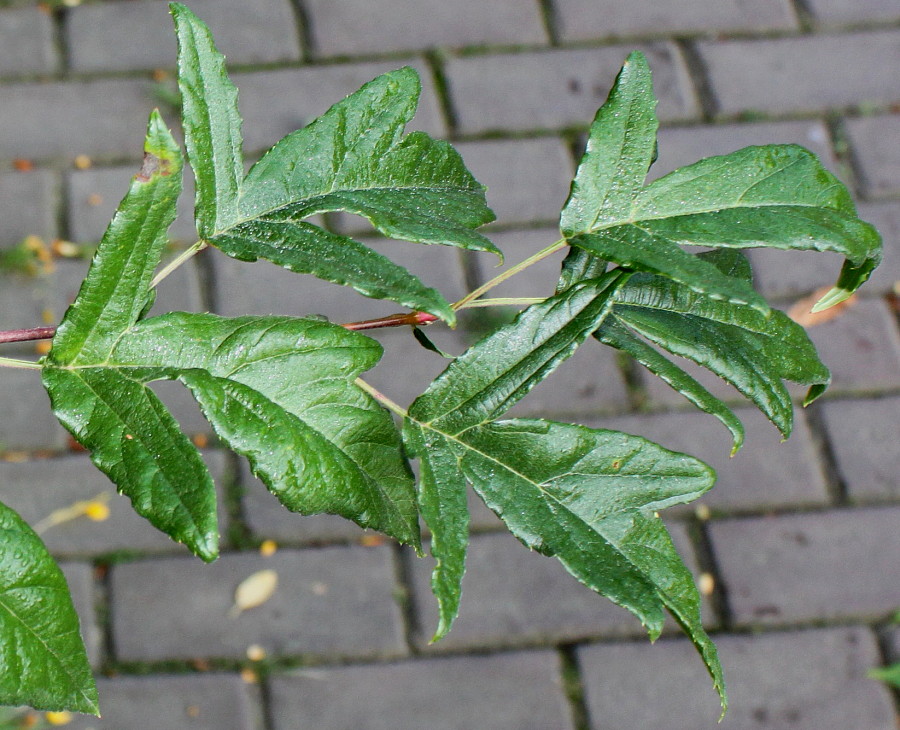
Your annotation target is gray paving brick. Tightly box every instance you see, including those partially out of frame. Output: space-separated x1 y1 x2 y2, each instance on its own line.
806 0 900 25
233 60 445 154
269 651 574 730
305 0 547 57
0 169 57 249
699 31 900 116
409 525 712 651
68 0 300 73
64 674 263 730
821 396 900 501
709 506 900 625
578 626 896 729
446 44 699 134
67 163 197 244
210 233 468 323
805 297 900 392
554 0 797 42
597 408 830 513
110 545 406 661
0 7 56 76
0 367 65 449
846 113 900 199
0 452 228 556
651 119 840 181
60 561 101 668
454 138 573 226
0 78 157 164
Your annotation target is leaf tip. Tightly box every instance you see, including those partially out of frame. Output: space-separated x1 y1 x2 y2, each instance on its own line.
811 286 852 313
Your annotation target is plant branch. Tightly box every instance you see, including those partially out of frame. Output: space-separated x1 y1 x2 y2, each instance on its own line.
0 327 56 344
451 238 567 310
456 297 545 310
0 356 42 370
151 240 208 288
341 311 439 331
354 377 408 418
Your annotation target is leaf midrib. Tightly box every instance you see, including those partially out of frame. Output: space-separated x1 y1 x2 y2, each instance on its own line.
223 181 485 236
414 417 694 606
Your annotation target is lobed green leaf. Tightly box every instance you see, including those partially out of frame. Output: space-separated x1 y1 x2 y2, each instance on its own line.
560 51 881 311
0 502 98 714
110 313 420 547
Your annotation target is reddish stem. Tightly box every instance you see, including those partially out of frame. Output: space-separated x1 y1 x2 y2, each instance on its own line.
0 312 439 345
0 326 56 344
340 311 439 331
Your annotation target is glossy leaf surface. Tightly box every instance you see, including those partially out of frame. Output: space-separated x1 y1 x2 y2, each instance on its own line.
171 2 243 237
44 113 419 559
43 112 219 560
171 6 494 322
560 51 881 311
0 502 98 714
603 250 829 444
113 313 420 547
403 271 726 710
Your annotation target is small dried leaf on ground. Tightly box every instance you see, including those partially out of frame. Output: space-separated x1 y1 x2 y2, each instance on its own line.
229 569 278 618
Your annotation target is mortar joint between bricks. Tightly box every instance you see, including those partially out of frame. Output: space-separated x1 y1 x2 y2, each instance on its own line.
676 39 718 122
285 0 316 63
537 0 561 46
788 0 818 33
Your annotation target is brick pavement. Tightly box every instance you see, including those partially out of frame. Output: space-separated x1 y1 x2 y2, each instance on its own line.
0 1 898 728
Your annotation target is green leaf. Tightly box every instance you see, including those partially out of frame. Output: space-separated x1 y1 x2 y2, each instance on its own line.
402 422 468 641
45 114 418 553
171 2 243 237
406 413 727 711
607 250 829 438
596 318 745 453
561 51 658 237
560 51 881 310
170 7 495 322
0 501 98 714
206 67 495 324
105 313 421 548
237 68 497 255
42 367 219 561
868 663 900 689
44 112 221 560
403 270 725 709
48 110 183 366
411 270 630 434
212 214 456 326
